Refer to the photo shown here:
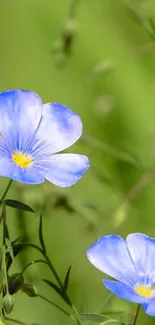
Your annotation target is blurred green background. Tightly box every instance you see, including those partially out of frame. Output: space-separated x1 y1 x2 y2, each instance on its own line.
1 0 155 324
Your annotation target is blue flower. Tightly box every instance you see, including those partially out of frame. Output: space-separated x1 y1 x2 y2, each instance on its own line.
87 233 155 316
0 89 89 186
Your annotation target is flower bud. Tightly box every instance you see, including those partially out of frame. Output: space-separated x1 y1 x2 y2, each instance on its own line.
8 273 24 295
21 283 38 297
62 19 78 39
3 294 14 314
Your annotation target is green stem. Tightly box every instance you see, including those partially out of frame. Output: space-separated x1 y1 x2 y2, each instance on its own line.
43 253 83 325
43 253 64 290
132 305 141 325
22 259 48 273
1 246 9 294
5 317 36 325
38 294 72 319
71 304 83 325
69 0 78 18
19 242 83 325
0 179 13 202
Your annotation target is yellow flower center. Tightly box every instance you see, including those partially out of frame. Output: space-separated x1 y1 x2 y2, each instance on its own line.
135 284 155 298
12 151 34 168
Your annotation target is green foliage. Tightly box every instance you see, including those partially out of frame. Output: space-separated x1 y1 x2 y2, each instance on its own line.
0 0 155 324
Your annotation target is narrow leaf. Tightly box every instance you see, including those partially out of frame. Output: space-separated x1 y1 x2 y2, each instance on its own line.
39 215 46 252
43 279 68 302
4 200 35 213
101 311 126 316
63 265 71 293
5 238 15 262
79 313 111 322
11 237 21 245
99 320 124 325
6 244 25 270
6 242 43 270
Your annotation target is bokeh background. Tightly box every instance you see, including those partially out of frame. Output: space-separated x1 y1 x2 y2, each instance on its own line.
1 0 155 324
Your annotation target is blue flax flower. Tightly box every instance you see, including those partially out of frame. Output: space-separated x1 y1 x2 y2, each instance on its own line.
0 89 89 186
87 233 155 316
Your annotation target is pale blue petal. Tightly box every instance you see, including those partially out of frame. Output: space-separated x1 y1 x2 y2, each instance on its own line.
0 90 42 151
103 280 146 303
10 165 44 184
143 300 155 316
37 153 89 187
126 233 155 284
87 235 138 286
0 152 44 184
32 103 83 155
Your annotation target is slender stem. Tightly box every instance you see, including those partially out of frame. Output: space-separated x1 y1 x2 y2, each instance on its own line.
71 304 83 325
22 259 48 273
97 293 114 312
132 304 141 325
1 246 9 295
0 179 13 202
19 243 83 325
5 317 36 325
69 0 78 18
43 253 83 324
126 172 154 203
38 294 72 319
43 253 64 290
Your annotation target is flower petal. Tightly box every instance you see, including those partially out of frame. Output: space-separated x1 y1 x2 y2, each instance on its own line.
0 89 42 151
10 165 44 184
143 300 155 316
38 153 89 187
33 103 83 155
0 151 44 184
87 235 138 286
126 233 155 283
103 280 146 303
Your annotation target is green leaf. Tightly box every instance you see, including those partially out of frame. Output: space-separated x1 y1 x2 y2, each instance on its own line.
6 242 43 271
5 238 15 262
99 320 124 325
101 311 126 316
6 244 26 271
11 237 21 245
4 200 35 213
63 265 71 293
79 313 111 322
149 17 155 38
39 215 46 252
43 279 68 302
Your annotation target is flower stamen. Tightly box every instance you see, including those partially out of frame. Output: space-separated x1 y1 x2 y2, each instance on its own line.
12 151 34 168
134 284 155 298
